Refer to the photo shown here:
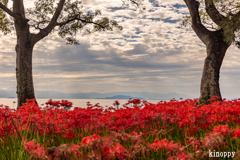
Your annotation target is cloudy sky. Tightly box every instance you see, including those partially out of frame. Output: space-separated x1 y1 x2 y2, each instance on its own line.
0 0 240 99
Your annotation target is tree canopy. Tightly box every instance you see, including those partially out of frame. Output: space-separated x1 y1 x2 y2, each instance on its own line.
181 0 240 47
0 0 143 44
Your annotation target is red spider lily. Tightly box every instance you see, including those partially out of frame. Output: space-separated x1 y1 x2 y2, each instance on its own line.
213 124 229 136
60 100 73 109
187 125 198 135
208 96 221 103
233 129 240 139
113 100 120 109
167 152 190 160
111 142 126 159
102 142 126 160
186 134 201 151
132 99 141 105
127 99 141 105
45 99 60 107
201 132 225 150
22 138 47 159
87 151 101 159
131 131 143 142
47 144 82 159
81 134 100 146
113 100 120 106
62 131 76 140
149 138 181 152
68 144 81 155
86 102 92 107
45 99 72 110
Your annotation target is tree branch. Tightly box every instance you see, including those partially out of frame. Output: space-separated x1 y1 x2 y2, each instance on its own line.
129 0 139 7
46 0 65 31
29 19 51 30
205 0 227 28
56 17 105 29
184 0 212 46
0 2 20 19
33 0 65 44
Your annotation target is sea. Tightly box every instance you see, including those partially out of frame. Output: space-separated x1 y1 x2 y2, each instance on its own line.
0 98 168 110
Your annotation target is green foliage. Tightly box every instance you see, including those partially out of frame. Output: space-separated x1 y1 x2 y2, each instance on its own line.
27 0 56 24
0 0 11 35
179 15 191 28
57 7 123 45
0 10 11 35
197 96 208 105
1 0 8 6
1 0 124 44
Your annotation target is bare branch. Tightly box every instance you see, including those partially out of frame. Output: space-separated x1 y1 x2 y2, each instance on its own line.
0 2 20 19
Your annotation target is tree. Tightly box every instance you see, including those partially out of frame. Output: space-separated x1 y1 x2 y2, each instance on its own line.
0 0 141 109
181 0 240 104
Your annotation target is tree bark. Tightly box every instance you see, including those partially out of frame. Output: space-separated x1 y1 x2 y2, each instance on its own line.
14 8 37 109
16 43 36 109
199 29 230 104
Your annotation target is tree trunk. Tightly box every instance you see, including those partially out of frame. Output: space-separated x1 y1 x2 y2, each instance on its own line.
198 30 230 104
14 17 37 109
184 0 234 104
15 44 37 109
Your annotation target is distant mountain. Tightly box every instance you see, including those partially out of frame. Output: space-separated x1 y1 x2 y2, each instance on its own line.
0 90 195 100
103 95 143 99
227 98 239 101
34 91 194 100
0 90 17 98
1 90 239 100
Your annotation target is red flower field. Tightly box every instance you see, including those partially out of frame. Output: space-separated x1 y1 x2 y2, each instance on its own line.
0 97 240 159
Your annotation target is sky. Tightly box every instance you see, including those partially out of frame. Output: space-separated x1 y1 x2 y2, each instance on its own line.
0 0 240 99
